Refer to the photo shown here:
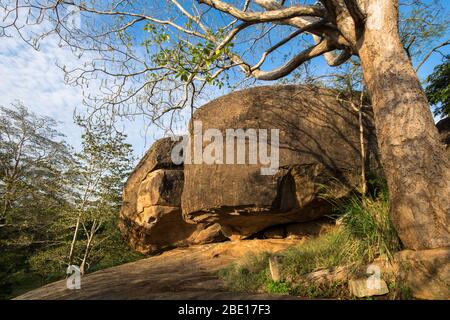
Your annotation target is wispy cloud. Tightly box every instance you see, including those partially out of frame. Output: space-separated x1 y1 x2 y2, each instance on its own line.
0 33 158 156
0 34 85 147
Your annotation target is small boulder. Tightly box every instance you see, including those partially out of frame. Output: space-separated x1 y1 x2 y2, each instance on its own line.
348 278 389 298
188 223 227 245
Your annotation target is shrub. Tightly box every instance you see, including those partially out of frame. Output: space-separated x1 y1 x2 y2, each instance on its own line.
265 280 290 294
219 185 402 298
218 253 270 293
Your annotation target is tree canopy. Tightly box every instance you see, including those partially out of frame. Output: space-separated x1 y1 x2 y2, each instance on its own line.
0 1 447 129
0 104 140 299
425 56 450 117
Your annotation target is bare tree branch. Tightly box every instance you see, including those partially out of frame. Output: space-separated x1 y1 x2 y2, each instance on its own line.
198 0 326 22
250 39 334 80
415 40 449 72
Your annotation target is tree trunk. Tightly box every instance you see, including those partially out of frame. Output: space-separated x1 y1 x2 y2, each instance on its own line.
357 0 450 249
1 182 12 224
68 213 81 267
80 231 94 275
1 198 8 224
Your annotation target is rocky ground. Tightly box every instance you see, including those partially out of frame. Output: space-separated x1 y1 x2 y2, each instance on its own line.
15 240 301 300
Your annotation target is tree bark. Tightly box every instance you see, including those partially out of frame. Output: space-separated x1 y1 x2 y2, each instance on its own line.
357 96 367 195
357 0 450 249
80 225 95 275
1 180 12 221
68 213 81 267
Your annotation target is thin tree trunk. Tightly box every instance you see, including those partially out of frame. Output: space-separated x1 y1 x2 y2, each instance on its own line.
67 172 100 267
80 221 96 275
357 0 450 249
358 102 366 195
1 199 8 224
352 90 367 195
68 213 81 266
1 182 12 224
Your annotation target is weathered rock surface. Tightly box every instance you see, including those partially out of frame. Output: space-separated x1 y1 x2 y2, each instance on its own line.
120 138 225 254
396 247 450 300
348 278 389 298
187 223 226 245
15 240 301 300
253 218 334 240
121 138 180 229
136 169 184 210
182 85 381 238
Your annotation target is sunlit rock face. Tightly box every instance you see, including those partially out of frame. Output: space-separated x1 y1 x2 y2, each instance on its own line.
120 85 384 252
119 138 225 254
181 85 381 239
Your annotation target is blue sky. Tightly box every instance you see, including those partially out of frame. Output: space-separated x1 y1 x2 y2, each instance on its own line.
0 0 448 159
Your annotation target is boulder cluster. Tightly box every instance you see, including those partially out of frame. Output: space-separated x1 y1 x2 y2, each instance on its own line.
120 85 383 253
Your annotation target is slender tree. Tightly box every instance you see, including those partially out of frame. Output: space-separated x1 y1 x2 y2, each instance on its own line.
0 102 72 227
0 103 72 298
67 119 133 274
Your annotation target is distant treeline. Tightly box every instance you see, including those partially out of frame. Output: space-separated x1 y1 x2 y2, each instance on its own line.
0 103 142 299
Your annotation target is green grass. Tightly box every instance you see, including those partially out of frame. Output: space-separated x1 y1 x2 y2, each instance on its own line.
218 253 271 293
291 280 349 299
265 280 290 294
219 187 402 298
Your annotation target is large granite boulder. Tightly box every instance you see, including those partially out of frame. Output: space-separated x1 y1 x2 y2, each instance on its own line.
181 85 381 239
120 85 386 250
119 138 225 254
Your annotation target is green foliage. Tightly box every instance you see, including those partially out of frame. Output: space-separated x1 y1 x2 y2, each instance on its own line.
0 105 144 299
282 189 401 278
28 246 71 279
291 281 349 299
336 191 402 262
219 183 402 298
425 56 450 117
218 253 271 293
141 21 233 89
280 229 351 277
400 286 413 300
399 1 447 60
0 103 74 299
278 189 400 284
265 280 290 295
0 102 73 225
29 117 139 277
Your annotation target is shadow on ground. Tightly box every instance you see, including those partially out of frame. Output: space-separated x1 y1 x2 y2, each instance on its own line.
15 239 301 300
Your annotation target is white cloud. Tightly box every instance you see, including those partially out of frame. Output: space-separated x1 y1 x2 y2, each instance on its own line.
0 34 157 157
0 35 84 147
